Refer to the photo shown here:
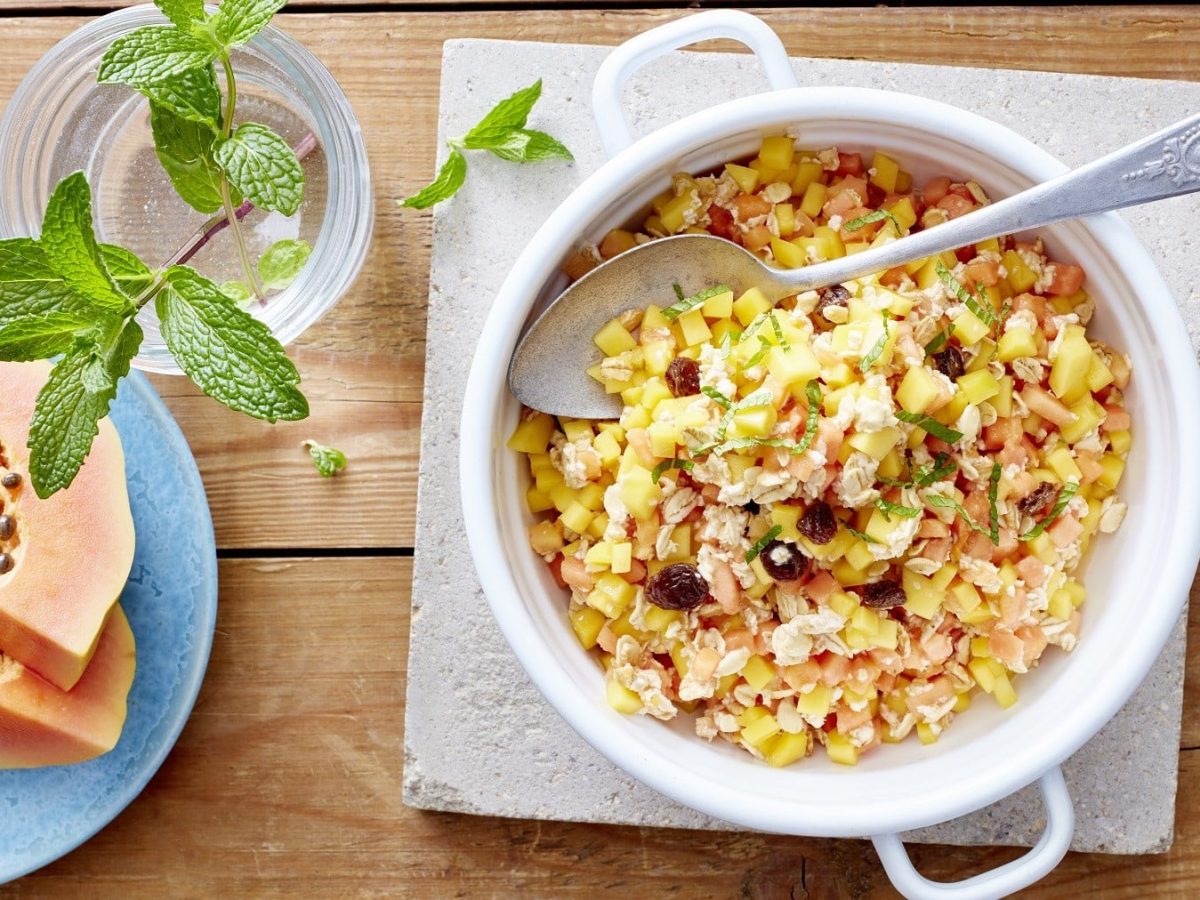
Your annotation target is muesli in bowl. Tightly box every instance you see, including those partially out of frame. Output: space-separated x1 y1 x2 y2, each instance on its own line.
508 135 1132 768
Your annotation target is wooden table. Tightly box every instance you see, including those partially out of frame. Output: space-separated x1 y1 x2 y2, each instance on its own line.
0 4 1197 896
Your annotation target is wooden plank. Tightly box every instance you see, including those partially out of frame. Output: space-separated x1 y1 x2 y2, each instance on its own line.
2 555 1197 897
1 7 1197 551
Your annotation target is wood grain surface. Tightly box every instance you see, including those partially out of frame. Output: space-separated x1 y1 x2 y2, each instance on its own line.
0 5 1197 897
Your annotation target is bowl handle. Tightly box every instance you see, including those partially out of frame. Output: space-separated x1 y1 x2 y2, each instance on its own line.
871 766 1075 900
591 10 797 159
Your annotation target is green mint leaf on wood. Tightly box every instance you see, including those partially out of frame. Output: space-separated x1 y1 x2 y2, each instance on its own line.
0 313 94 361
401 148 467 209
155 0 207 31
150 102 228 214
464 128 573 164
97 26 218 88
303 439 346 477
100 244 156 298
259 239 311 290
0 238 87 325
39 173 130 314
28 318 143 498
464 79 543 138
214 123 304 216
214 0 288 48
156 265 308 421
137 67 221 129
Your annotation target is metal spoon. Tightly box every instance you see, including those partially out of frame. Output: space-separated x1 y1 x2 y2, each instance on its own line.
510 113 1200 418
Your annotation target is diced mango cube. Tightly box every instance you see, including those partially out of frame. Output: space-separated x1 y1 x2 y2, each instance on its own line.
896 365 942 414
1098 453 1125 490
952 309 990 346
507 412 556 454
676 308 712 347
742 654 777 691
997 327 1037 363
949 580 983 613
528 520 563 556
526 486 554 514
701 289 734 319
991 672 1018 708
916 723 940 745
594 319 637 357
1003 250 1037 292
799 181 826 219
1086 353 1115 393
870 151 900 192
1046 445 1082 483
957 369 1000 404
610 541 632 574
741 712 782 749
760 135 796 171
846 427 901 461
606 677 643 714
1050 332 1093 403
725 163 760 194
1060 395 1105 443
902 568 944 619
792 160 824 194
618 467 661 519
794 684 833 718
765 731 809 767
570 606 607 649
825 732 859 765
587 573 637 619
767 343 820 387
733 287 773 327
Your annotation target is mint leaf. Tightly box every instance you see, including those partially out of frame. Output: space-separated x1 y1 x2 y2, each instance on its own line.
220 280 254 304
100 244 155 298
214 0 287 47
39 173 130 313
400 148 467 209
303 439 346 477
0 238 84 324
97 26 218 87
156 266 308 421
465 128 573 164
214 123 304 216
0 313 93 361
137 66 221 129
28 318 142 498
259 239 311 290
464 79 542 139
156 0 206 30
150 102 226 214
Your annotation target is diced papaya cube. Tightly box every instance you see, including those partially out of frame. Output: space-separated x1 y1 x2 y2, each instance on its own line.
896 365 942 414
606 677 643 714
725 163 760 194
528 520 563 556
825 732 859 765
952 309 990 346
760 136 796 171
733 287 773 327
742 654 778 691
957 369 1000 404
765 731 809 767
507 412 556 454
870 151 900 192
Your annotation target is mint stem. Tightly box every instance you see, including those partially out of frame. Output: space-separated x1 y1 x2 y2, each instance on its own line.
218 51 264 301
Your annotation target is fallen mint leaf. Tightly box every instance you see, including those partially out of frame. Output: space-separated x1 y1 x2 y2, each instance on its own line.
464 128 572 163
303 439 346 478
259 239 311 291
464 79 543 139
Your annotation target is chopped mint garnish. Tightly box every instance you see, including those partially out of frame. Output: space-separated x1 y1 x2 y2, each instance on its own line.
1019 481 1079 541
896 410 963 444
746 525 783 563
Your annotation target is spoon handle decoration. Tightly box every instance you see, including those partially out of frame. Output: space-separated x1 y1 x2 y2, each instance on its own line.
786 112 1200 292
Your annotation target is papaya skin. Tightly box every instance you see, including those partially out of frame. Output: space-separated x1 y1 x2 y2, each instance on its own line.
0 604 136 769
0 361 136 691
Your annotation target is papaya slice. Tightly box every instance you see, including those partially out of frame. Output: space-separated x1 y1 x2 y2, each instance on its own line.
0 603 136 768
0 361 136 690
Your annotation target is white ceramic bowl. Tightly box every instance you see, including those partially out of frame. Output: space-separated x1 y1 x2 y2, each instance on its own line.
460 12 1200 898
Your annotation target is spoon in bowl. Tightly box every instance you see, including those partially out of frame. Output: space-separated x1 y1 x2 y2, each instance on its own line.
509 112 1200 419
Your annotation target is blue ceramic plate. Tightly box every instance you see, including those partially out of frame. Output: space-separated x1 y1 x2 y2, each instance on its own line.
0 371 217 884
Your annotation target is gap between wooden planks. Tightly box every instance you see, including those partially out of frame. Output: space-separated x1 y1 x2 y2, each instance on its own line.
0 556 1196 898
0 8 1196 551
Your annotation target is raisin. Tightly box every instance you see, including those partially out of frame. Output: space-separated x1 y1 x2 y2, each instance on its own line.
645 563 710 611
866 183 887 208
743 500 761 515
666 356 701 397
859 580 905 610
818 284 851 309
798 501 837 545
933 346 965 381
1018 482 1059 518
759 540 809 582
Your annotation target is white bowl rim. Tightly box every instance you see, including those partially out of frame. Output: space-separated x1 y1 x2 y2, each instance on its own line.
460 84 1200 837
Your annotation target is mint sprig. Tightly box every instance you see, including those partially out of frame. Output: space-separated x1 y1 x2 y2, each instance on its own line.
0 173 308 497
401 79 572 209
99 0 306 302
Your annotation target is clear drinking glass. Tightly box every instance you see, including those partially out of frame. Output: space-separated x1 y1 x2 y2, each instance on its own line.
0 4 373 373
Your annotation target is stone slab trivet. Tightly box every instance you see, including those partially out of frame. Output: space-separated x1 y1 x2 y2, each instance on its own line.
405 38 1200 854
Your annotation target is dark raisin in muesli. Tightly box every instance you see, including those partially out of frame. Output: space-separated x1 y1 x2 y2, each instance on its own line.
759 539 809 582
1018 482 1059 518
933 346 965 381
797 500 837 545
859 580 906 610
645 563 710 611
665 356 701 398
818 284 851 309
